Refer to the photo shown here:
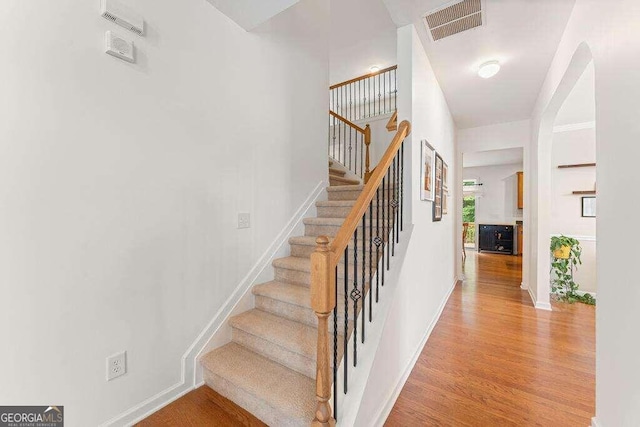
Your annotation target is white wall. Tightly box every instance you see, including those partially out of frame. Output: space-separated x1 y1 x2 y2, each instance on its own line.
550 128 596 236
353 24 457 425
0 0 328 425
529 0 640 425
330 0 397 84
550 128 597 294
463 163 523 226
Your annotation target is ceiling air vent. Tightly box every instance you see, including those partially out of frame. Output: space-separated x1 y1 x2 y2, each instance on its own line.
424 0 483 41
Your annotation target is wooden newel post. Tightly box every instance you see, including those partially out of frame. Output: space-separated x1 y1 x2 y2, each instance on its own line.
364 124 372 184
310 236 336 427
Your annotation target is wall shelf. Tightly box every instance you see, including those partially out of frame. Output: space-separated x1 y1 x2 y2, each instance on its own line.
558 163 596 169
572 190 596 195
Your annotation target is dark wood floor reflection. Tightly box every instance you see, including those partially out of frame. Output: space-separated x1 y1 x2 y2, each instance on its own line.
385 252 595 426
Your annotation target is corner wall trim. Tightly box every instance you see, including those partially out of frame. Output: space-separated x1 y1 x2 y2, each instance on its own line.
528 286 552 311
373 278 460 426
101 181 326 427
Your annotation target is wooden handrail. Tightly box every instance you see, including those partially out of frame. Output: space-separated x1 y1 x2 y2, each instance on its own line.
329 110 366 133
311 120 410 425
329 65 398 90
386 111 398 132
329 120 410 265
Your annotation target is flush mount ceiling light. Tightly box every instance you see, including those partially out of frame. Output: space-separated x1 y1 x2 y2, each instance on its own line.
477 60 500 78
370 65 380 73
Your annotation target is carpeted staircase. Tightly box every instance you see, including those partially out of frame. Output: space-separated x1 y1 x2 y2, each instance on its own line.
200 160 375 426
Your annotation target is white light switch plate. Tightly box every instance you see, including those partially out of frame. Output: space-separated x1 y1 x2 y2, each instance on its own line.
238 213 250 229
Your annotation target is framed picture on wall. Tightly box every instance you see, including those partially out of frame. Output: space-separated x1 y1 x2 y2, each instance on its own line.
582 196 596 217
443 161 449 191
433 153 444 221
420 140 435 201
443 189 449 215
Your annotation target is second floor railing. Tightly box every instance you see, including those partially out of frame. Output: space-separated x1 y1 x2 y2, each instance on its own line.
311 120 411 425
328 110 371 180
330 65 397 123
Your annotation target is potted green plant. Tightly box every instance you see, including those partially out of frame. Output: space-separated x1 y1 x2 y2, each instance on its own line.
550 235 594 305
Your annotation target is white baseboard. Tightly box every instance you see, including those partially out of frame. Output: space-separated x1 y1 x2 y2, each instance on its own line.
372 277 460 426
591 417 602 427
528 286 552 311
102 181 326 427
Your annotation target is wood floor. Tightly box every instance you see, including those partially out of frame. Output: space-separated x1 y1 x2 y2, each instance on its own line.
138 251 595 426
385 251 595 426
136 385 265 426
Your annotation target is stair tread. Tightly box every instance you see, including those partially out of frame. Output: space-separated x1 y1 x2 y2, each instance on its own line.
230 309 318 360
273 255 375 277
201 342 315 424
330 175 361 185
328 167 346 176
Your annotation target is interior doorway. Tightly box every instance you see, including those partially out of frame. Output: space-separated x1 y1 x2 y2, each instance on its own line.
461 148 524 284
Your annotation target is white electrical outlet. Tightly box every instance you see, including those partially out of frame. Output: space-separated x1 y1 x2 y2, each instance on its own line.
106 351 127 381
238 213 250 229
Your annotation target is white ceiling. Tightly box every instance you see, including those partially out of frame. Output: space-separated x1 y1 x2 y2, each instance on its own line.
463 147 523 168
382 0 576 129
330 0 398 85
555 61 595 126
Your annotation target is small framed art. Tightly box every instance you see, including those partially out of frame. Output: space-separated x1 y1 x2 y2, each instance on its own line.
433 153 444 221
420 140 435 201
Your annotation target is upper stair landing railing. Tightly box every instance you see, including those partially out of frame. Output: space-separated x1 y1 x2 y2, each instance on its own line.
328 110 371 182
330 66 397 123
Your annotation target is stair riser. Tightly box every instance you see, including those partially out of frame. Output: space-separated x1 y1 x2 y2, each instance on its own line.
202 372 308 427
254 295 350 332
305 223 391 238
317 205 388 218
274 266 372 287
290 242 381 261
232 328 316 379
329 178 361 186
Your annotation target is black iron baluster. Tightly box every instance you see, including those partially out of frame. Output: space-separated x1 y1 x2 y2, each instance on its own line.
383 71 386 114
369 200 373 321
386 168 391 270
392 69 396 111
360 132 363 177
378 74 382 115
395 154 400 244
368 77 371 118
333 265 338 420
353 128 357 174
401 141 404 232
345 125 353 170
375 186 381 300
343 247 348 394
352 228 359 367
392 153 396 256
381 175 386 285
361 213 366 343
